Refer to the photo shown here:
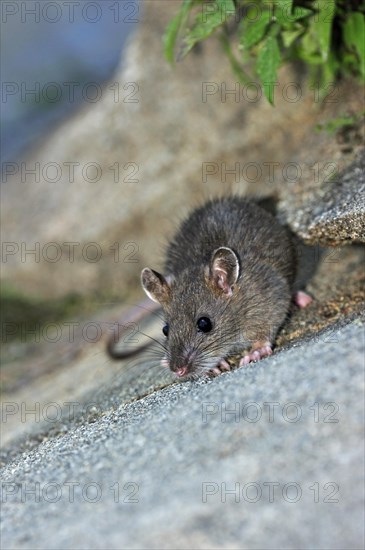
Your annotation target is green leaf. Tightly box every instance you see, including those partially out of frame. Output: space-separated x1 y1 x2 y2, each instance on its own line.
179 0 236 60
163 0 193 63
315 112 365 135
282 27 304 48
257 35 281 104
343 12 365 78
272 0 293 9
292 7 313 21
296 0 335 65
164 0 363 106
240 9 271 49
274 0 293 27
221 32 251 84
314 0 335 62
299 30 323 63
275 4 312 27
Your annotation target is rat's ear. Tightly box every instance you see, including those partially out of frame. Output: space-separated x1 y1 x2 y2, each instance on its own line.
141 268 171 304
209 247 239 297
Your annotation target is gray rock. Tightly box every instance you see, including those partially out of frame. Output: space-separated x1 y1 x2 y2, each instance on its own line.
280 151 365 245
1 319 364 549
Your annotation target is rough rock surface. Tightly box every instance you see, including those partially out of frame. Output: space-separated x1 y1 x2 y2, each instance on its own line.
280 150 365 245
1 319 364 550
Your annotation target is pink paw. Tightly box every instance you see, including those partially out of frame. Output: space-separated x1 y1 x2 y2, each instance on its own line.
294 290 313 308
239 343 272 367
205 359 232 377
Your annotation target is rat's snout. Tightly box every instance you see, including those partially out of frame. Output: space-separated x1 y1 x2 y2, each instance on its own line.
170 347 198 378
175 366 188 378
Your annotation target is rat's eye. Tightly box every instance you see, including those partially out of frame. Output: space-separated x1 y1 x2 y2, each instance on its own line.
162 324 169 337
197 317 213 333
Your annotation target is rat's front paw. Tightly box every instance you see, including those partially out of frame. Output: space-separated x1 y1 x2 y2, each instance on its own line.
205 359 232 377
239 343 272 367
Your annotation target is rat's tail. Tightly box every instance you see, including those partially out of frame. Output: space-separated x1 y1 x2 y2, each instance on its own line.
107 298 161 359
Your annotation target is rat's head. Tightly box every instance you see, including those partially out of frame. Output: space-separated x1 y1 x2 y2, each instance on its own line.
141 247 243 378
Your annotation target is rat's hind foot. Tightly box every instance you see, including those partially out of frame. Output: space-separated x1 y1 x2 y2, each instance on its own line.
239 342 272 367
294 290 313 308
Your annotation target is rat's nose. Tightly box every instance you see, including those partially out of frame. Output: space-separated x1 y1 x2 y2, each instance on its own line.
175 366 188 378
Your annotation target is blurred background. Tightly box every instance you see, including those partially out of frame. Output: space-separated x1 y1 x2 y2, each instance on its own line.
1 0 140 163
1 0 144 379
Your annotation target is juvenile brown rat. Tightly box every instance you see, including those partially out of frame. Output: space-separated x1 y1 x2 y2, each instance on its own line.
141 196 312 378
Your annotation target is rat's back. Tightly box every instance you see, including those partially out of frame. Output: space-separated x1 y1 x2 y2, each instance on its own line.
165 196 296 285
